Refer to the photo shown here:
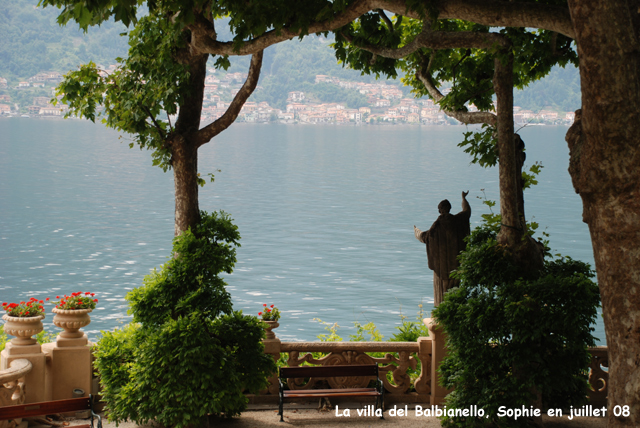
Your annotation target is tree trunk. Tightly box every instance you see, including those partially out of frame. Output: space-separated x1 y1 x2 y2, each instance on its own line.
171 53 209 236
494 51 544 275
172 136 200 236
566 1 640 426
493 51 522 249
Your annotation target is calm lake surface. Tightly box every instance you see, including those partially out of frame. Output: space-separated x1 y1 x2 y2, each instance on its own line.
0 119 604 343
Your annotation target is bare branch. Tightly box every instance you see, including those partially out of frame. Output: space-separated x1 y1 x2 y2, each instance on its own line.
167 112 173 132
194 50 264 146
395 14 403 29
189 0 375 56
416 65 497 126
187 0 573 56
549 31 571 57
426 50 436 72
142 106 167 140
377 9 395 32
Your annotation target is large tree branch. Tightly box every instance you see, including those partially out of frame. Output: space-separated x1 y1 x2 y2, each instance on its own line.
342 24 508 59
194 50 264 146
188 0 573 56
433 0 573 38
416 66 497 126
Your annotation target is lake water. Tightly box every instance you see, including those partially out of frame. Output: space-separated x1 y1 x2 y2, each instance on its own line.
0 119 604 343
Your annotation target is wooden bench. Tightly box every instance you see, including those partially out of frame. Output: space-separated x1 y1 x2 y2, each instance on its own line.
0 395 102 428
278 364 384 422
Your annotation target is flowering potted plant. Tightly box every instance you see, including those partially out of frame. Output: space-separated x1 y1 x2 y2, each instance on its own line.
51 292 98 340
259 304 281 321
259 304 281 339
2 297 48 346
53 292 98 310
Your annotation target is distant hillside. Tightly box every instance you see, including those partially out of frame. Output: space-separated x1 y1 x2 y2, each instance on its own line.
0 0 580 113
0 0 129 81
514 65 581 113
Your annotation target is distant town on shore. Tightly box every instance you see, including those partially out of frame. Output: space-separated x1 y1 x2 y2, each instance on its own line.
0 69 575 126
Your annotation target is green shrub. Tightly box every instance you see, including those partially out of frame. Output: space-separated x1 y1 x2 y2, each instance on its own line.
390 304 430 342
305 310 429 390
0 325 7 352
433 225 600 427
94 211 276 428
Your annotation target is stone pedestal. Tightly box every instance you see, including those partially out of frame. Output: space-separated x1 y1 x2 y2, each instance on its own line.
424 317 451 405
262 337 282 395
42 334 92 402
1 343 47 403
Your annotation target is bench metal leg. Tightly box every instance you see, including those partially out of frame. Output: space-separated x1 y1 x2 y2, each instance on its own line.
89 394 103 428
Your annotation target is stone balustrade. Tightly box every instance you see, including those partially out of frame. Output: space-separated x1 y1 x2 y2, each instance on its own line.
0 358 32 428
252 321 610 409
251 320 446 405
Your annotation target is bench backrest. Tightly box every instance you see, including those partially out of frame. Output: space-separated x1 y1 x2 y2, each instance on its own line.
280 364 378 379
0 397 91 420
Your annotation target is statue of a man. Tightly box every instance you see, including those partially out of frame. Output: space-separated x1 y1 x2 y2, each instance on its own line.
414 191 471 306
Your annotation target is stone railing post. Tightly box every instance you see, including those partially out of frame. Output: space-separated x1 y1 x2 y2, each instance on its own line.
262 330 281 395
414 336 432 395
587 346 608 407
1 338 47 403
42 323 92 401
424 317 450 405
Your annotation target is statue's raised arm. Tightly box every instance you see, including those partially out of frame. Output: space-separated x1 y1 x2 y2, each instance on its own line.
461 191 471 217
414 225 428 244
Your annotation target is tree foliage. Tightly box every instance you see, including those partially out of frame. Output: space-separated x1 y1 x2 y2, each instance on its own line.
94 211 276 427
433 224 600 427
55 13 198 171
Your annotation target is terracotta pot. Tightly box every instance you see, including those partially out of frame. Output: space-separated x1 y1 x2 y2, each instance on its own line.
52 308 92 339
264 320 279 340
2 314 44 346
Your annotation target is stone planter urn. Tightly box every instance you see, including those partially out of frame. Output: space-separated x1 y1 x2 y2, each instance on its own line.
2 314 44 346
52 308 92 339
264 320 279 340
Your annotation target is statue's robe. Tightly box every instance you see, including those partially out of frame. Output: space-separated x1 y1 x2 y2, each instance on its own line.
415 203 471 306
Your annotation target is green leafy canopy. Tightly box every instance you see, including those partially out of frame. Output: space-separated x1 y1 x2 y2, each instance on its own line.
53 14 192 170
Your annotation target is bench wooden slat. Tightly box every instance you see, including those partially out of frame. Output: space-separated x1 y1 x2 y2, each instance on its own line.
0 397 90 420
283 388 376 395
280 364 378 379
284 391 380 398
